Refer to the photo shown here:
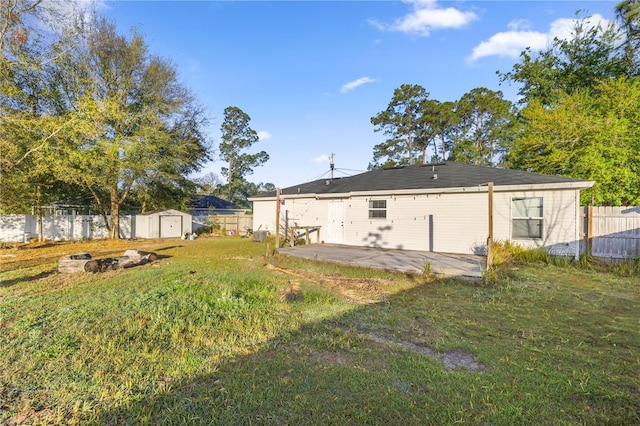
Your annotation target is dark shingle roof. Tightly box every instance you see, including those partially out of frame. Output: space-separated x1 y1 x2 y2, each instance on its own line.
256 162 591 197
188 195 243 210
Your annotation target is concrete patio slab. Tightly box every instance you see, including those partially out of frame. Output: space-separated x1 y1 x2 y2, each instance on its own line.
278 244 485 279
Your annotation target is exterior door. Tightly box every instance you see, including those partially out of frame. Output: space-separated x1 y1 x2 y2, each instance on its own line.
327 201 344 244
160 215 183 238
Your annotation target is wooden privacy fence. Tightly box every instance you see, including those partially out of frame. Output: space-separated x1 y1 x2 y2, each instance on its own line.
209 215 253 235
581 206 640 260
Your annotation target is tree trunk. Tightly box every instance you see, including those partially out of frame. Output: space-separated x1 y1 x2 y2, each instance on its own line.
227 157 233 201
35 184 43 242
110 184 120 239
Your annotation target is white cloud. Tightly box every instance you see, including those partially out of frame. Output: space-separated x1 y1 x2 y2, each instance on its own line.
370 0 478 37
468 13 612 62
340 77 378 93
187 59 201 73
508 19 532 32
467 31 549 62
313 154 329 164
39 0 109 33
257 131 272 141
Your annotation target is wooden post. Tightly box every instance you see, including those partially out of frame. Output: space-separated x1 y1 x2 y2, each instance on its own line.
587 205 593 256
487 182 494 269
275 188 281 248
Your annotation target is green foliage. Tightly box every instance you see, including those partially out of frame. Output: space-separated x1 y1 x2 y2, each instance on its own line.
371 85 516 168
49 17 210 235
1 11 209 225
449 87 516 166
505 78 640 205
499 13 629 106
611 256 640 276
371 84 429 167
219 106 269 204
616 0 640 74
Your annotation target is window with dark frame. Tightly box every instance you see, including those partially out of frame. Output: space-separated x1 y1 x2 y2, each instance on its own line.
368 199 387 219
512 197 543 239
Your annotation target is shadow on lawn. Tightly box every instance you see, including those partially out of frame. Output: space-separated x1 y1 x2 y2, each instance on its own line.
0 270 57 288
93 278 488 425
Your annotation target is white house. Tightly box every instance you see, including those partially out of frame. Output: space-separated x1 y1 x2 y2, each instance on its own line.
249 162 594 258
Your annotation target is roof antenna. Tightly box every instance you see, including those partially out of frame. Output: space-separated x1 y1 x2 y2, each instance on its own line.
330 153 335 179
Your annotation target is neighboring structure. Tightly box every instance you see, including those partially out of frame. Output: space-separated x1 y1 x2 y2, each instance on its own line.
188 195 250 234
187 195 247 216
249 162 594 258
134 209 192 239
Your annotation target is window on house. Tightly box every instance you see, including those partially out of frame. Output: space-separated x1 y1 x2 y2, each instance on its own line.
512 197 543 239
368 200 387 219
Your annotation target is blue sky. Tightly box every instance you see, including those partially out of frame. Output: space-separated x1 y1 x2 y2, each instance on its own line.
98 1 618 188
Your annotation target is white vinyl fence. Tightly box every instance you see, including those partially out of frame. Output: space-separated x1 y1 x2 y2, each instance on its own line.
0 214 133 242
581 206 640 260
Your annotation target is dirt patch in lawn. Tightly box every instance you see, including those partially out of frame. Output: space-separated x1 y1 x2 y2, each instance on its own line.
268 266 484 372
364 332 485 373
267 265 391 305
314 273 391 304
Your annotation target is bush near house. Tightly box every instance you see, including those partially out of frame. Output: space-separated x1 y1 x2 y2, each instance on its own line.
0 238 638 425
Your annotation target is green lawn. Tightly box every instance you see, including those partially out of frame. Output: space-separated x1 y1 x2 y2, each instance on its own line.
1 237 638 425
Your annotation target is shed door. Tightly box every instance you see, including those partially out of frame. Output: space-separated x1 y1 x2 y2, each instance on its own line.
160 215 182 238
327 201 344 244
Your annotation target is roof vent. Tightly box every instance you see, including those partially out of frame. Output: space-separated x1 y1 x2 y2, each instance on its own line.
433 174 438 180
325 180 331 185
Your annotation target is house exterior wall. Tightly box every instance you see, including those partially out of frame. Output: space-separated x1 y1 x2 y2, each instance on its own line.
493 189 581 256
252 187 583 256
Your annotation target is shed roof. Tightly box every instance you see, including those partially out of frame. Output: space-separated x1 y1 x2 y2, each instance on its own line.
254 162 593 198
139 209 190 216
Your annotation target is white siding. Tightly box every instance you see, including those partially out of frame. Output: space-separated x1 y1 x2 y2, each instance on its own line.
342 193 488 253
251 188 582 255
134 210 191 239
493 189 581 256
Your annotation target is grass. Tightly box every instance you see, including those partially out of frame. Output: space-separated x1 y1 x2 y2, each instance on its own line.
1 237 638 425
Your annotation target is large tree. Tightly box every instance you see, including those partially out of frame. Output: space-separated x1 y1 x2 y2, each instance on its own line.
423 100 457 163
371 84 428 167
505 78 640 206
52 17 209 238
193 171 224 195
449 88 515 166
0 2 86 239
218 106 269 203
499 13 627 107
616 0 640 74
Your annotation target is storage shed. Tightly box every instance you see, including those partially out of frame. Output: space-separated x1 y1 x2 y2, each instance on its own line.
249 162 594 258
134 209 191 239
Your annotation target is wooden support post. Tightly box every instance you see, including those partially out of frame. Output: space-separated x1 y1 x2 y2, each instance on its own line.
275 188 281 248
487 182 494 269
587 205 593 256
